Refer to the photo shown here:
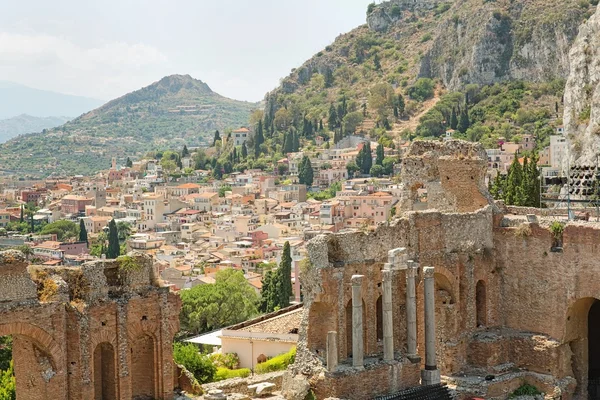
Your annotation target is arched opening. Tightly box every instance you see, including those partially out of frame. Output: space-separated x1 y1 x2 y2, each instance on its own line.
376 295 383 342
476 280 487 327
93 342 117 400
345 299 367 359
589 300 600 397
307 302 335 355
131 334 156 399
434 272 455 305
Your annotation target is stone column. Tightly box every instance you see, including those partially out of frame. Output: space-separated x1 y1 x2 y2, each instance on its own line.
326 331 338 372
351 274 364 368
421 266 440 385
405 260 420 363
382 269 394 361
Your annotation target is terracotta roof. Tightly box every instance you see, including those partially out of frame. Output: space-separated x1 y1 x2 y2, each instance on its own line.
177 183 201 189
233 127 250 133
237 308 302 334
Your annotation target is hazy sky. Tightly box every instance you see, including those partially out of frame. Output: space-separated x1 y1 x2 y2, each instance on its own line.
0 0 374 102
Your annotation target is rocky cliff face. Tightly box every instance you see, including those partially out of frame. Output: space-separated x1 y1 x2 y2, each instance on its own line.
564 5 600 167
418 0 586 90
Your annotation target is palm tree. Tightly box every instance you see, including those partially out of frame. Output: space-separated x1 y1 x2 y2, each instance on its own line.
116 221 132 241
16 245 33 260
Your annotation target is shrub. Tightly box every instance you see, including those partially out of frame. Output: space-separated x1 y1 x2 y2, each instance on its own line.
214 367 251 381
550 221 565 239
173 343 216 384
255 347 296 374
407 78 435 102
514 224 532 238
510 383 541 397
420 33 432 42
210 352 240 370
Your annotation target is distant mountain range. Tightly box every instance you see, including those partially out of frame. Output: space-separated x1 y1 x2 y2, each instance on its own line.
0 81 103 120
0 114 71 144
0 75 259 177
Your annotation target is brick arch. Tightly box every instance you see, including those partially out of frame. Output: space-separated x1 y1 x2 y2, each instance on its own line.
0 322 63 370
90 329 118 352
417 265 458 305
127 320 159 342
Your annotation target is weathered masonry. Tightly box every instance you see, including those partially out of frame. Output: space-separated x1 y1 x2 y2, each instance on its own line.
287 140 600 399
0 251 181 400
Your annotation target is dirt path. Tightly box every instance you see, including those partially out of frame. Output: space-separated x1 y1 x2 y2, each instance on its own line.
389 86 443 137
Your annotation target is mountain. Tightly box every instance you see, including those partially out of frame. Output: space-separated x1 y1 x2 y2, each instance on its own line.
0 115 71 144
0 75 259 177
259 0 594 151
0 81 103 120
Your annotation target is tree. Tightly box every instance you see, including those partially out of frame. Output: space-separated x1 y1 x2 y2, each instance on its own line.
370 164 385 177
160 158 178 175
241 143 248 159
106 219 120 259
328 104 338 131
382 157 396 176
397 94 405 117
504 154 524 206
116 221 132 241
213 160 223 180
182 145 190 158
324 68 334 88
298 156 314 187
277 242 293 308
407 78 435 102
126 157 133 168
457 108 470 133
213 130 221 146
369 83 395 124
40 220 79 241
0 360 15 400
357 142 373 175
342 111 364 134
292 131 300 152
79 219 88 244
373 54 382 71
19 206 23 223
450 108 458 130
259 270 278 313
173 343 216 384
376 143 385 166
179 269 259 335
346 161 359 178
29 214 34 233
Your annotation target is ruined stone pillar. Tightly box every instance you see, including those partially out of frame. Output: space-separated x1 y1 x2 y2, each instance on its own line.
406 260 420 363
351 274 364 368
382 269 394 361
326 331 338 372
421 266 440 385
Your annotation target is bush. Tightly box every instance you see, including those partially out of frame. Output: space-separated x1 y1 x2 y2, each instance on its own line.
214 367 251 381
510 383 541 397
173 343 216 384
407 78 435 102
210 352 240 370
255 347 296 374
550 221 565 239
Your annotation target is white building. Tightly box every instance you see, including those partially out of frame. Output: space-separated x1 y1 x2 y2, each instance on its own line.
550 135 568 170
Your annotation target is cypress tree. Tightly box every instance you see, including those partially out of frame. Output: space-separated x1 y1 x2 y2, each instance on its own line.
450 108 459 130
30 214 34 234
79 219 88 245
256 120 264 146
182 145 190 157
293 131 300 152
126 157 133 168
277 241 293 308
358 142 373 174
328 105 338 131
319 119 324 131
299 156 313 187
458 108 470 133
397 94 405 117
241 143 248 159
376 143 385 166
213 130 221 146
20 206 23 223
107 219 120 259
505 154 523 206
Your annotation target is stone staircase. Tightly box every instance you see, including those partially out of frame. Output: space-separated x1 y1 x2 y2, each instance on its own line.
374 384 454 400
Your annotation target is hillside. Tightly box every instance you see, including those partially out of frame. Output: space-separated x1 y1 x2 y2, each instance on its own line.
0 75 259 177
259 0 594 151
0 115 71 144
0 81 102 119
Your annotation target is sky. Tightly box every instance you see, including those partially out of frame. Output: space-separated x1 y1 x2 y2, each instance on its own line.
0 0 375 103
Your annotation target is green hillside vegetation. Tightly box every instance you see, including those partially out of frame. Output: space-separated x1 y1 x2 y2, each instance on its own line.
0 75 258 177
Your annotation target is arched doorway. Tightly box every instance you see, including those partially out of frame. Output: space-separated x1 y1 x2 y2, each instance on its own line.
476 280 487 327
589 300 600 398
93 342 117 400
131 334 156 399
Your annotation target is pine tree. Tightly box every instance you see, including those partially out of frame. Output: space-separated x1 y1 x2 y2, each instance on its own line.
182 145 190 157
450 108 459 130
241 143 248 159
298 156 313 186
376 143 385 166
292 131 300 152
213 130 221 146
458 108 470 133
126 157 133 168
374 54 382 70
107 219 120 259
79 219 88 245
277 241 293 308
328 104 338 131
397 94 405 117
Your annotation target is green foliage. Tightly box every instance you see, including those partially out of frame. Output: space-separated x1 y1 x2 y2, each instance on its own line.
40 220 79 241
490 153 540 207
255 347 296 374
78 219 88 244
308 181 342 201
510 384 541 398
260 242 293 313
550 221 565 238
298 156 314 187
0 337 12 372
116 255 142 272
407 78 435 102
356 142 373 175
343 111 364 134
210 353 240 369
180 269 259 335
214 367 251 381
370 164 385 177
219 185 232 197
0 360 15 400
367 2 376 15
173 343 216 384
107 219 120 259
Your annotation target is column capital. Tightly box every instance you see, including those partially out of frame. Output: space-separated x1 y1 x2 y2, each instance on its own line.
423 266 435 279
382 269 393 281
351 274 364 286
406 260 418 277
383 262 393 271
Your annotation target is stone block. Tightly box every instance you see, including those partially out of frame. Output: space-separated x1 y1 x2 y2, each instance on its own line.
248 382 276 397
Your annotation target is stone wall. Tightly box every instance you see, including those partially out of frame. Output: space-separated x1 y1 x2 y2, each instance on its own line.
0 251 181 400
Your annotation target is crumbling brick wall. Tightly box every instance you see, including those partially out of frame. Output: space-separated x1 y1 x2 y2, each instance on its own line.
0 251 181 400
